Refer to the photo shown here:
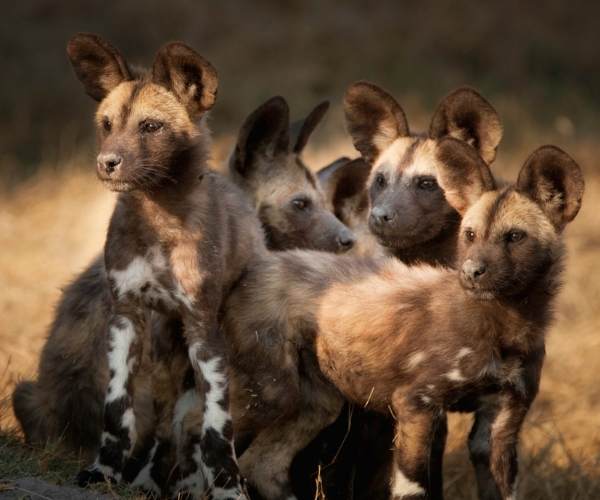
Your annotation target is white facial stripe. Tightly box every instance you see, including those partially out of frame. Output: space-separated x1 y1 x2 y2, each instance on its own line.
106 317 135 403
391 468 425 497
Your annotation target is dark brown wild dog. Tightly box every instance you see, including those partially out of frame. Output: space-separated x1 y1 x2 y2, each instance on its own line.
59 33 267 498
11 90 354 495
297 82 503 499
225 139 584 499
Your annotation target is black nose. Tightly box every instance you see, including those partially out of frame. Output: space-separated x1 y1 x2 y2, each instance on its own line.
337 231 355 251
97 153 123 175
370 207 394 226
462 259 487 281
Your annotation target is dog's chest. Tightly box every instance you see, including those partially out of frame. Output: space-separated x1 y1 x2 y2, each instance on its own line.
108 244 198 313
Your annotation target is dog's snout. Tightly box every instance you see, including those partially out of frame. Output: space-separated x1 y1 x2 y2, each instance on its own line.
462 259 487 281
370 206 395 226
97 153 123 176
337 229 355 252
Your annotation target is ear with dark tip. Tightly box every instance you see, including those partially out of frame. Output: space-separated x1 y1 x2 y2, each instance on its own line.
429 87 502 164
66 33 132 101
344 81 409 165
435 137 495 215
152 42 218 117
231 96 290 179
516 145 584 230
318 158 371 217
290 101 330 154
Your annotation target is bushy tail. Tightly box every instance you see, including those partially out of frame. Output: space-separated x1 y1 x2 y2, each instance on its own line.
12 380 50 446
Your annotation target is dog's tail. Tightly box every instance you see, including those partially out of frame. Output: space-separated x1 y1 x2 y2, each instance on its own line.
12 380 50 445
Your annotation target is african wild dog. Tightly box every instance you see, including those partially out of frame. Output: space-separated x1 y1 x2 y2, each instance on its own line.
294 82 504 500
57 33 268 498
229 95 355 253
225 139 584 500
12 84 354 499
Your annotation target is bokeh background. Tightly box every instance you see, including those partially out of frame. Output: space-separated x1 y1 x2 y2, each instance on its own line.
1 1 599 498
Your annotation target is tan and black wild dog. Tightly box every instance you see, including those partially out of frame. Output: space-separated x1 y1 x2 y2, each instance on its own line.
59 33 266 498
225 139 584 500
295 82 503 499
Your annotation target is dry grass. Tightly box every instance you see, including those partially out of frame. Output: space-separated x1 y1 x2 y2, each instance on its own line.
0 132 599 498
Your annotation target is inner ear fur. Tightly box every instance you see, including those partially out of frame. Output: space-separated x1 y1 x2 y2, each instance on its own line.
66 33 132 101
344 81 409 165
517 145 584 230
290 101 330 154
318 157 371 216
429 87 502 164
435 137 495 215
231 96 290 179
152 42 218 117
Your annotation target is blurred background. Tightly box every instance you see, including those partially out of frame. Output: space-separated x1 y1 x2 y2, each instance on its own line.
1 1 599 498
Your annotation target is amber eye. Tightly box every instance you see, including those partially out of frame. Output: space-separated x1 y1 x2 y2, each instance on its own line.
292 197 311 211
465 229 476 242
506 230 526 243
102 117 112 132
417 176 438 191
375 173 386 189
140 120 163 134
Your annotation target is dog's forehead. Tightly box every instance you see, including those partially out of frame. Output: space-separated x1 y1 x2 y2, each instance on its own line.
462 189 556 242
96 80 137 119
371 137 437 184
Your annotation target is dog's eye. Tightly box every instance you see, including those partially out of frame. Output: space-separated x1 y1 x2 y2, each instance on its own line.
506 230 526 243
102 117 112 132
465 229 476 242
417 176 438 191
375 173 386 189
140 120 163 134
292 197 311 211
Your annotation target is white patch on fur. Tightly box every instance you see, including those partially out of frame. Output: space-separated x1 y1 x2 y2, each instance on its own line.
421 395 432 404
391 468 425 497
109 246 178 310
90 460 121 482
130 440 160 494
188 342 231 436
445 368 466 382
121 407 136 448
172 389 200 450
106 317 135 403
427 384 435 390
456 347 472 359
492 406 512 436
199 356 230 435
407 351 426 369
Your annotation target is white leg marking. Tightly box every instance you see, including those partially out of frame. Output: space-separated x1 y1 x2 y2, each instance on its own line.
121 407 137 447
106 317 135 403
172 389 201 452
130 440 161 494
391 468 425 497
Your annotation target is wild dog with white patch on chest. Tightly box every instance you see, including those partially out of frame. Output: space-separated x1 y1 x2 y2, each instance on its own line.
12 86 356 498
60 33 266 498
225 139 583 500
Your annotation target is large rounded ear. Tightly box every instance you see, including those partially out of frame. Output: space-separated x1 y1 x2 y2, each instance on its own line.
290 101 329 154
429 87 502 164
516 146 584 230
317 157 371 219
344 81 409 165
230 96 290 179
435 137 495 215
152 42 218 118
66 33 132 101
